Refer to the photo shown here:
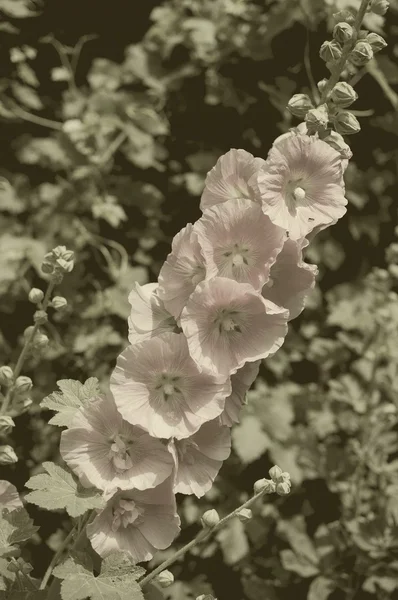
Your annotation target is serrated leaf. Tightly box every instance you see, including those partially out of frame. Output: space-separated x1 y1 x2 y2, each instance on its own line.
25 462 104 517
0 508 38 558
41 378 100 427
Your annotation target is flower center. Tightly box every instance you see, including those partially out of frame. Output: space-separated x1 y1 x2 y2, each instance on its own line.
108 434 134 472
284 178 308 214
191 264 206 286
155 373 182 399
215 309 242 334
293 186 306 201
111 498 144 532
223 243 250 267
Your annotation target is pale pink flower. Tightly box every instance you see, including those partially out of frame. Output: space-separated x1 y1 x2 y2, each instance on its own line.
168 419 231 497
180 277 288 377
128 282 178 345
252 134 347 240
60 394 174 497
110 332 231 440
195 199 286 291
262 238 318 320
200 149 266 211
87 478 180 561
157 224 206 319
0 480 23 512
220 360 261 427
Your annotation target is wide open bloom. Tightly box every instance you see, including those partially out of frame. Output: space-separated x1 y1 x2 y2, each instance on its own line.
128 282 178 345
157 224 206 319
200 148 266 211
60 394 174 497
220 360 261 427
87 478 180 561
252 133 347 240
195 199 286 291
180 277 288 377
262 238 318 321
0 480 23 512
168 418 231 498
110 332 231 440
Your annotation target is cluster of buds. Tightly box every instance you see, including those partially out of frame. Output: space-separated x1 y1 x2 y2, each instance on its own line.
41 245 74 281
269 465 291 495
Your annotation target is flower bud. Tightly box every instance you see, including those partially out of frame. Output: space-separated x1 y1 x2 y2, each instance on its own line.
333 110 361 135
276 481 291 496
0 445 18 465
321 130 352 160
320 40 342 63
269 465 284 483
333 22 353 44
155 570 174 588
201 509 220 528
51 296 67 311
0 366 14 386
370 0 389 15
386 243 398 263
317 79 328 94
33 310 48 325
23 326 35 340
14 376 33 394
287 94 314 118
305 104 329 134
388 264 398 279
236 508 252 523
333 9 355 25
34 333 49 348
0 416 15 435
12 397 32 415
330 82 358 108
350 41 374 66
253 478 275 494
56 258 74 273
28 288 44 304
366 32 387 53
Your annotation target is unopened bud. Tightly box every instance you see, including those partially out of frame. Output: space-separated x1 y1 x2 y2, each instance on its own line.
0 445 18 465
28 288 44 304
269 465 284 483
317 79 329 94
51 296 67 311
305 104 329 134
287 94 314 118
0 366 14 386
333 22 353 44
236 508 252 523
388 264 398 279
0 416 15 435
333 9 355 25
386 243 398 263
350 41 374 66
56 258 74 273
12 397 32 415
23 326 35 340
370 0 389 15
253 478 275 494
33 310 48 325
330 82 358 108
321 130 352 160
366 32 387 53
201 509 220 528
276 481 291 496
63 119 84 135
14 376 33 394
333 110 361 135
320 40 342 63
155 570 174 588
34 333 49 348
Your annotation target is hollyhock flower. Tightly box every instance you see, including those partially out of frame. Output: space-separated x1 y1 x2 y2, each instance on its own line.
128 282 178 345
262 238 318 320
0 480 23 512
60 394 174 496
220 360 261 427
168 419 231 497
180 277 288 377
110 332 231 440
87 478 180 561
200 149 266 211
253 133 347 240
157 224 206 319
195 199 286 291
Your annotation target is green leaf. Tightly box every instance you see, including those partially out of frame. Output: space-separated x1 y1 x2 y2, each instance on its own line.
25 462 104 517
40 378 100 427
217 518 249 565
307 576 335 600
0 508 38 558
232 415 270 464
53 553 145 600
280 549 319 578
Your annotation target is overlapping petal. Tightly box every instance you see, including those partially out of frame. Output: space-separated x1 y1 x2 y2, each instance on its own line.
220 360 260 426
128 282 178 345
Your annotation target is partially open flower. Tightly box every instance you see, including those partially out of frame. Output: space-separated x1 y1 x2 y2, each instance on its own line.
60 394 174 496
181 278 288 377
0 480 23 511
220 361 260 426
87 479 180 561
128 282 178 345
168 419 231 497
111 332 231 440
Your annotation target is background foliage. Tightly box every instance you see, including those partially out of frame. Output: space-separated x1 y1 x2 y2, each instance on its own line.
1 0 398 598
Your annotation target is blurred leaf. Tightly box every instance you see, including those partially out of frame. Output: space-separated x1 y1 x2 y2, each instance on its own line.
307 576 335 600
232 415 270 463
217 518 249 565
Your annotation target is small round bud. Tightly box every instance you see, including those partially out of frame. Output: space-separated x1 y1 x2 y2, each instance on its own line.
320 40 342 63
201 509 220 529
370 0 389 15
330 82 358 108
333 22 353 44
287 94 314 118
269 465 284 483
51 296 67 311
28 288 44 304
63 119 84 135
349 41 374 66
0 416 15 435
0 445 18 465
366 32 387 53
386 243 398 264
333 110 361 135
23 326 35 340
33 310 48 325
155 570 174 588
253 478 275 494
12 397 32 415
276 481 291 496
34 333 49 348
0 366 14 386
321 130 352 160
14 376 33 394
41 260 54 274
388 264 398 279
236 508 252 523
317 79 329 94
305 104 329 134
